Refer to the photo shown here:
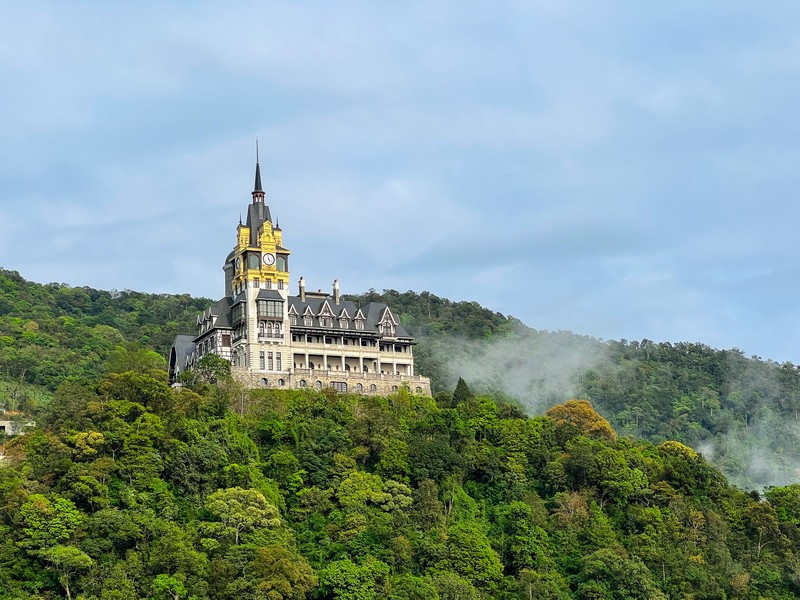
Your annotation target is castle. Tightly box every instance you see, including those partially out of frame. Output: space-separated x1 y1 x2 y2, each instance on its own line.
169 159 431 396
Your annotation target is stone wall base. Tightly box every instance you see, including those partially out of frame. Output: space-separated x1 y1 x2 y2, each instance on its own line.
232 368 431 396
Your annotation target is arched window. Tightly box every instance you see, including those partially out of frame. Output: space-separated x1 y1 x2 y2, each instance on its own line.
261 378 269 387
278 378 285 387
315 381 323 389
370 384 377 392
355 383 363 392
416 387 423 394
299 379 307 388
391 385 398 392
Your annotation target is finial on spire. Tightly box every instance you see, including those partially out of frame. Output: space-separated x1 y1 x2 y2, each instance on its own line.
252 138 265 201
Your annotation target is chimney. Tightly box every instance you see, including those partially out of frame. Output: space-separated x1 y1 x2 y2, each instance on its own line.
299 276 306 302
333 279 340 305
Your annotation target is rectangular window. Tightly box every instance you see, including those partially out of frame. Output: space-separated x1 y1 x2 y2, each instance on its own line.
253 278 260 288
221 334 231 347
278 281 284 290
268 352 273 371
258 300 283 318
266 279 272 289
259 351 265 370
232 304 245 325
276 352 282 371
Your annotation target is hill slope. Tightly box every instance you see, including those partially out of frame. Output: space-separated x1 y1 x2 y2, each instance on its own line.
2 370 800 599
2 270 799 489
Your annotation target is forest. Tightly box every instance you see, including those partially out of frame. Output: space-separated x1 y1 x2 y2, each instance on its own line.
2 269 800 597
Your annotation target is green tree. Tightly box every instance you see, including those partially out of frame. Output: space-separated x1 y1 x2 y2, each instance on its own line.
38 545 93 600
150 574 187 600
248 544 317 600
452 378 473 406
206 487 282 545
17 493 84 550
436 522 503 592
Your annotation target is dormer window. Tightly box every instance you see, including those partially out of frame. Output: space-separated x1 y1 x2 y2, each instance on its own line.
304 316 313 326
339 318 348 329
381 321 395 337
355 318 365 330
290 315 297 325
320 316 332 327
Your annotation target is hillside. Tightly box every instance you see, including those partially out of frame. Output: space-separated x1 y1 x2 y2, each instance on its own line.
2 360 800 598
2 269 800 489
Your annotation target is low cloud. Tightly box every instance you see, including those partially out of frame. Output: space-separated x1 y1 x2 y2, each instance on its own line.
441 329 608 415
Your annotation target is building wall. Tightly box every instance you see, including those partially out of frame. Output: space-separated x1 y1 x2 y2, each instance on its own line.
233 368 432 396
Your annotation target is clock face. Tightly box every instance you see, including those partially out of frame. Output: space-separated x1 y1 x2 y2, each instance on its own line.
235 257 241 270
263 253 276 265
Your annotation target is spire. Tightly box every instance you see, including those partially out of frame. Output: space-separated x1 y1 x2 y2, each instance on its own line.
252 139 265 204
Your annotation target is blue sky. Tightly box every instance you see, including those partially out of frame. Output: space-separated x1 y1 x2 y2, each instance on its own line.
2 1 800 362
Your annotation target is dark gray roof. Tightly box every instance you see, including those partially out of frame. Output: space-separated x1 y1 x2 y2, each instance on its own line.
245 202 272 246
254 162 263 192
212 297 232 328
231 291 247 305
169 334 197 379
256 289 284 300
285 295 411 337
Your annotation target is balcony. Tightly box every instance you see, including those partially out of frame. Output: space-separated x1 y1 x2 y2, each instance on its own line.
258 333 285 340
290 368 420 381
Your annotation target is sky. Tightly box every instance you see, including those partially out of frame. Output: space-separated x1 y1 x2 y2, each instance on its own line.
2 1 800 363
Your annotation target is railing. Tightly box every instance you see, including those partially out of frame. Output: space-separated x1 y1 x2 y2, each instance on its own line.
289 368 422 381
289 341 408 356
258 333 285 340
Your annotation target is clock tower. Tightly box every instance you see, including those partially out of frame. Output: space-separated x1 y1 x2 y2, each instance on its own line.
222 158 292 370
169 150 431 396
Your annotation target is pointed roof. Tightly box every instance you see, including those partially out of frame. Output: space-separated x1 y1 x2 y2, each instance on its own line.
254 162 263 193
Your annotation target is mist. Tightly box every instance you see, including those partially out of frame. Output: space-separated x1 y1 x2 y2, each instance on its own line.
439 328 609 415
435 329 800 490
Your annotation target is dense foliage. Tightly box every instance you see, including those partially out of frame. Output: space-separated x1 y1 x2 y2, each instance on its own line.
3 270 800 487
2 358 800 599
578 339 800 489
0 269 210 393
